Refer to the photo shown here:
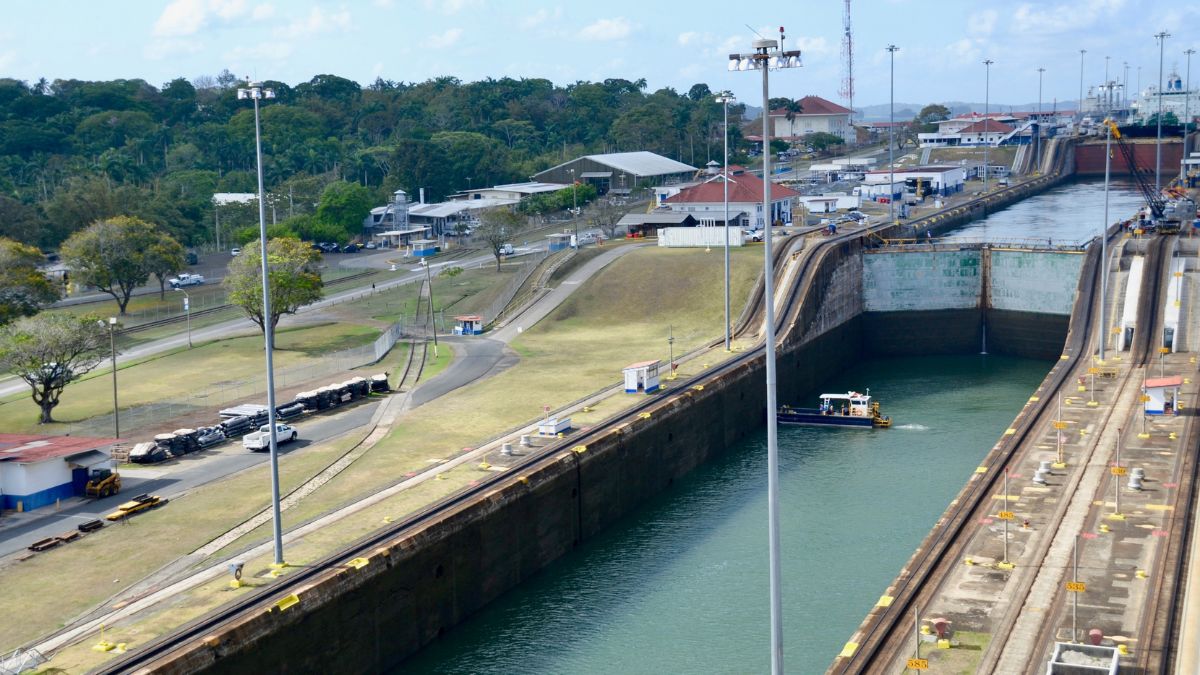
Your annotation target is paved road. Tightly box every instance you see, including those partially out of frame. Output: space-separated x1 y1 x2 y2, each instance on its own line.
0 400 378 557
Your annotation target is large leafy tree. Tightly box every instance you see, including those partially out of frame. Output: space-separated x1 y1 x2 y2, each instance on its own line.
0 237 60 324
475 208 528 271
144 232 187 299
60 216 161 315
315 180 373 240
914 104 952 133
0 313 110 423
225 237 323 338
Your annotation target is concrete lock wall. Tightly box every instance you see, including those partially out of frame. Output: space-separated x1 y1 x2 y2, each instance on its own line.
863 250 981 312
166 238 1078 673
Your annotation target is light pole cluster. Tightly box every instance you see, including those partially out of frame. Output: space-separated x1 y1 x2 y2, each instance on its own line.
983 59 994 191
887 45 899 223
1155 31 1171 191
728 34 801 675
236 78 285 567
715 91 735 351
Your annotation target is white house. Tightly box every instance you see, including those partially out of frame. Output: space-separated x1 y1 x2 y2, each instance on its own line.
919 113 1020 147
863 166 966 197
770 96 855 144
662 170 800 229
0 434 114 512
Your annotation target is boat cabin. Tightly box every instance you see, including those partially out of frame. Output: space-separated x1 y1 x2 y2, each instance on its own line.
816 391 872 417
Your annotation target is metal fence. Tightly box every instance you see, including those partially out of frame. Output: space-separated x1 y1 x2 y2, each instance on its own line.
480 248 550 324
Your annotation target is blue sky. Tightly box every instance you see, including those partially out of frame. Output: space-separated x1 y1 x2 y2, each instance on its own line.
1 1 1196 109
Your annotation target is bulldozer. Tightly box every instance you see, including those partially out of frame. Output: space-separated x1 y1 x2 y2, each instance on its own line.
85 468 121 499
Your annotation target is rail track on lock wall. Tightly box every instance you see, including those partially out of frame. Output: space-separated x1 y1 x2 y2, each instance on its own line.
92 180 1078 673
830 232 1200 672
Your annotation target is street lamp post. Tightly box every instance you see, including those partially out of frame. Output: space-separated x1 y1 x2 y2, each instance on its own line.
420 259 439 357
1124 61 1130 112
1079 49 1087 121
983 59 994 192
888 45 899 224
715 92 736 351
1184 49 1195 184
236 78 285 567
107 317 118 438
728 35 802 675
1155 31 1171 192
1037 67 1045 173
175 287 192 348
1100 119 1112 362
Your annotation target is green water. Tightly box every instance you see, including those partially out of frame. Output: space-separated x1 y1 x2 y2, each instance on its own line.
401 354 1050 673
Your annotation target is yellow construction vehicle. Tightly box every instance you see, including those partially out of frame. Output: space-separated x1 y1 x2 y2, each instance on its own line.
84 468 121 498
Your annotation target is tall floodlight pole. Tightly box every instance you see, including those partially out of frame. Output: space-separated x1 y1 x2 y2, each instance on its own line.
1105 56 1111 113
888 45 899 224
1124 61 1130 112
1079 49 1087 120
108 317 118 437
728 36 802 675
715 92 736 351
1184 49 1195 183
237 79 284 567
1037 67 1045 171
984 59 994 191
1101 120 1112 361
1156 31 1171 192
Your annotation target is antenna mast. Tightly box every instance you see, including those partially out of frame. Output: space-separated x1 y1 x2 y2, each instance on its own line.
840 0 854 120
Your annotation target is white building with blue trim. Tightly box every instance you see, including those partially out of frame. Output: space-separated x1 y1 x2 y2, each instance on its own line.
0 434 114 512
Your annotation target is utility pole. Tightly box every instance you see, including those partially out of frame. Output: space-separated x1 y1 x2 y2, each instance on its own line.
888 45 899 224
984 59 994 191
1037 67 1045 172
1155 31 1171 192
1184 49 1195 184
1079 49 1087 120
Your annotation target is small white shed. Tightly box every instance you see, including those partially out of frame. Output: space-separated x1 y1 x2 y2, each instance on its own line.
1144 375 1183 415
623 360 661 394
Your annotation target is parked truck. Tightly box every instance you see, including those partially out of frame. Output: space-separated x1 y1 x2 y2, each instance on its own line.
168 273 205 288
242 423 298 451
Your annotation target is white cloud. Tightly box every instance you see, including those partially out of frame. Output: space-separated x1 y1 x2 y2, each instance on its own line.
1011 0 1125 35
0 50 14 71
373 0 393 6
276 7 352 39
678 31 700 47
793 36 831 57
145 38 205 60
152 0 274 37
226 42 293 63
579 17 633 41
967 9 998 36
423 27 463 49
422 0 479 14
521 7 561 29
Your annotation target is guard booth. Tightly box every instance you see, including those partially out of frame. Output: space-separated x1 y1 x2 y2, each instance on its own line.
547 233 573 252
623 360 661 394
453 315 483 335
410 239 439 257
1144 375 1183 415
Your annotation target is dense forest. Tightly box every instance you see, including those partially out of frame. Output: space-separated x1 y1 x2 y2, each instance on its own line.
0 72 749 249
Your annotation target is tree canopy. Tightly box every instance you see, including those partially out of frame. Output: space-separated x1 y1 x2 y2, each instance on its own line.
0 313 111 423
476 208 529 271
0 237 60 325
0 73 753 249
225 237 324 336
60 216 177 314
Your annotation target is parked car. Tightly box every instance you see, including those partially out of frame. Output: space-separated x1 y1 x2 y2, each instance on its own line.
185 251 200 265
341 243 360 253
242 423 298 451
577 232 596 245
168 273 205 288
230 247 241 256
743 229 763 242
319 242 340 253
195 426 227 448
498 243 515 255
364 242 377 250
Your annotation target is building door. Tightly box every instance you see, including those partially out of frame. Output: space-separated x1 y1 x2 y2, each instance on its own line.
72 467 89 495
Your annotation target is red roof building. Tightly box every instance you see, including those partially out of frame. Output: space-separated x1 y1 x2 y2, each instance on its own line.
663 172 800 228
768 95 855 144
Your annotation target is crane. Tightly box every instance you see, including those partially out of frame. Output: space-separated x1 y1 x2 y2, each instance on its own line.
1102 119 1166 225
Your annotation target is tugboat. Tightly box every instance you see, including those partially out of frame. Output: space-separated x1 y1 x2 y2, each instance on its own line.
778 390 891 428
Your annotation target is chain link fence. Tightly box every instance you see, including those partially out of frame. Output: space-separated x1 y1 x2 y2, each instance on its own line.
480 248 550 324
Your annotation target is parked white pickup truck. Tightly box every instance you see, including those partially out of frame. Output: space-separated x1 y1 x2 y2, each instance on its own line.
242 423 298 451
168 273 206 288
